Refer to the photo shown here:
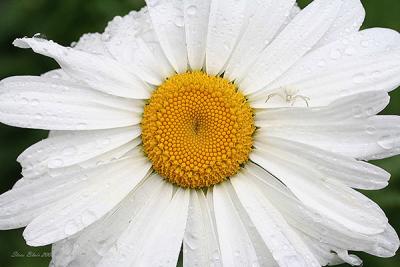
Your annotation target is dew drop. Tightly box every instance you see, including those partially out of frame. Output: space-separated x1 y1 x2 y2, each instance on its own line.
330 49 341 60
174 15 184 27
187 5 197 16
62 146 78 156
147 0 160 7
352 73 365 84
371 70 382 80
34 113 43 120
64 220 79 235
33 33 48 40
48 158 64 168
317 59 326 67
75 122 88 130
31 99 40 106
366 126 377 135
50 72 62 79
101 33 111 42
81 210 97 225
361 40 369 48
344 46 355 56
352 105 363 118
378 136 394 150
21 97 29 105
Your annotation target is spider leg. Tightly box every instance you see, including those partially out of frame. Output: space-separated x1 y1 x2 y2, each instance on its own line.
265 93 284 103
292 95 310 107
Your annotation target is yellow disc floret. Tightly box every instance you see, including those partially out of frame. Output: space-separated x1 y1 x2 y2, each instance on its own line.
141 72 255 189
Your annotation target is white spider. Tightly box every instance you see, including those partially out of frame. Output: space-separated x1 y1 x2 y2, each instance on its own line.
265 87 310 107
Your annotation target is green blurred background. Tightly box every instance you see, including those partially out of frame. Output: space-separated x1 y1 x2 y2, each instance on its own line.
0 0 398 266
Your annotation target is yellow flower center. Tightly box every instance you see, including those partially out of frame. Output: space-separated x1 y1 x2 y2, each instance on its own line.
141 72 255 188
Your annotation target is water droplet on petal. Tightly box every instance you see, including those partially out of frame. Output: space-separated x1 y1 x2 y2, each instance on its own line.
174 15 184 27
187 5 197 16
62 146 78 156
378 136 394 150
48 158 64 168
330 49 341 60
352 73 365 84
101 33 111 42
361 40 369 48
81 210 98 225
31 99 40 106
64 220 79 235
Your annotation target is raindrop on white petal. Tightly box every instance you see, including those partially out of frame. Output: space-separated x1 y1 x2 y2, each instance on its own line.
31 99 40 105
352 105 363 118
101 33 111 42
64 220 79 235
352 73 365 84
147 0 160 7
174 15 184 27
330 49 341 60
378 136 394 150
34 113 43 120
62 146 78 156
33 33 47 40
317 59 326 67
361 40 369 48
75 122 88 130
21 97 29 105
48 158 64 168
344 47 355 56
187 5 197 16
366 126 377 135
81 210 98 225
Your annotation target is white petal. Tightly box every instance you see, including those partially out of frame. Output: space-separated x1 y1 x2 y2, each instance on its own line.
205 0 248 75
239 0 343 95
13 139 140 192
367 224 400 257
255 91 400 160
18 126 140 172
279 2 301 32
183 0 211 70
135 9 176 78
231 175 320 267
255 136 390 190
336 250 363 266
51 174 166 267
316 0 365 47
145 0 188 73
259 116 400 160
103 9 172 85
213 183 260 266
14 37 152 99
183 190 221 267
98 185 189 267
250 29 400 108
225 0 296 81
19 138 141 184
299 234 344 266
0 146 144 230
246 162 400 259
0 76 142 130
250 148 388 235
23 155 152 246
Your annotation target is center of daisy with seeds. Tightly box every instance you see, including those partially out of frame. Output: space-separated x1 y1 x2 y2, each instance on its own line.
141 72 255 189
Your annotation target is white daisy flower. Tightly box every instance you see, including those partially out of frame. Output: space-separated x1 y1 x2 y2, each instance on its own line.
0 0 399 266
